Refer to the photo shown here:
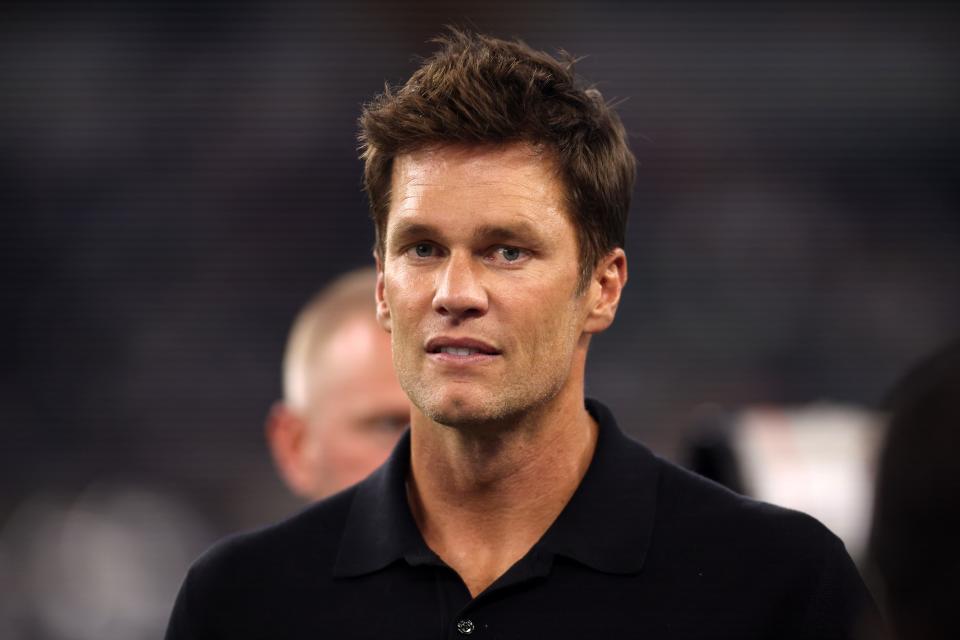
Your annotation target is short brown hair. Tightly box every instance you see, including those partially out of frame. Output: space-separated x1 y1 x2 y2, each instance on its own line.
359 29 636 290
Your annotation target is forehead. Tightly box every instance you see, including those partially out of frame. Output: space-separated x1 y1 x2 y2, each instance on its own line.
387 143 569 231
393 142 558 186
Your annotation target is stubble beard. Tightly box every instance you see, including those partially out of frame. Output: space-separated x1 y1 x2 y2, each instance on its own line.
394 346 574 432
392 295 586 432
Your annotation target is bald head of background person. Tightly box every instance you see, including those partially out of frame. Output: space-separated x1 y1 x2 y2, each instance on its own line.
266 267 410 500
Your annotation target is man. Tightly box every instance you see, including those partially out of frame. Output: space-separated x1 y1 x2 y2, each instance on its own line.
266 267 410 500
167 30 873 639
866 340 960 639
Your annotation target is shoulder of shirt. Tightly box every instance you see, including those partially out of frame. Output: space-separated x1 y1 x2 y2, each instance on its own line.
619 436 873 626
185 485 357 586
643 443 846 556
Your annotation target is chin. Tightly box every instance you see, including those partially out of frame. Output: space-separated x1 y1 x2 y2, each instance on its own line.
423 398 490 429
415 387 507 429
402 371 564 430
423 386 557 432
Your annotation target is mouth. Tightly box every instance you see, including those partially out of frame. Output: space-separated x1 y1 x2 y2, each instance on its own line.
425 337 501 362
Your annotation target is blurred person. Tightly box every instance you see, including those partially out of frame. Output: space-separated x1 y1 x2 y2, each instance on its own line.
684 402 883 561
266 267 410 500
168 30 873 638
866 340 960 640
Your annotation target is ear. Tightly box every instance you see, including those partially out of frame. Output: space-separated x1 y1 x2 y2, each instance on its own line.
374 253 392 333
265 401 315 499
583 248 627 335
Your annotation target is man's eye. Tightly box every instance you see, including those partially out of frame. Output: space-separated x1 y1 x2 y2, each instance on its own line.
495 246 527 262
411 243 435 258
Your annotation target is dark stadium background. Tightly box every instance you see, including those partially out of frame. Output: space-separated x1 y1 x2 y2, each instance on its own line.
1 0 957 556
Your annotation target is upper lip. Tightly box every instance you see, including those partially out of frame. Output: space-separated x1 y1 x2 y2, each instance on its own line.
425 336 501 355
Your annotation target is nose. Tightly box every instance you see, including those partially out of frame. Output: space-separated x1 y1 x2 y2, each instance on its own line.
432 251 488 320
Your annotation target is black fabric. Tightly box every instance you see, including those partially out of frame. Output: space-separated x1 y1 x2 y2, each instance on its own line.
166 399 874 639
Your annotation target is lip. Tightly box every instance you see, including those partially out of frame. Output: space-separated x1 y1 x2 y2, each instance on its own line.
425 336 501 364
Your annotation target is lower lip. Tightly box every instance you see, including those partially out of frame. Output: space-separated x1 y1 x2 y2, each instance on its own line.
428 351 500 365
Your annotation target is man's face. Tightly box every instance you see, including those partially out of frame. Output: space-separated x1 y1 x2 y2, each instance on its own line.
377 143 595 427
301 314 410 497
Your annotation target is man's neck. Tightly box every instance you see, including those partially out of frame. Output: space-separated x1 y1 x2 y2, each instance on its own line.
406 390 598 597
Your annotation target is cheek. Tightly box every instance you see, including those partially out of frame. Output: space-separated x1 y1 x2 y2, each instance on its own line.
386 280 434 363
528 288 574 331
334 433 395 475
303 426 335 468
528 297 583 361
384 273 424 327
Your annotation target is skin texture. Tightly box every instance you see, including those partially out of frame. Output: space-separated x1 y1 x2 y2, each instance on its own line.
376 143 627 595
267 313 410 500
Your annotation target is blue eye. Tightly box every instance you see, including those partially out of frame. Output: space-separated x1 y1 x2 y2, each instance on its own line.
413 243 433 258
499 246 522 261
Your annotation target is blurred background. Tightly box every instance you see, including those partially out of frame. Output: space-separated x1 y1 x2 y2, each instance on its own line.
1 1 958 638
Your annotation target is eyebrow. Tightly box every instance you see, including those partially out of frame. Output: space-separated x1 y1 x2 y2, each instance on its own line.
387 219 545 249
470 221 542 245
387 221 437 247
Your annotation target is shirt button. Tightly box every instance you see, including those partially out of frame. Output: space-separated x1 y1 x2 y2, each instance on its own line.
456 619 475 635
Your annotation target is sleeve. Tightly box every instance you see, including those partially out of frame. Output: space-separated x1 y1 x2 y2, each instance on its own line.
795 535 878 640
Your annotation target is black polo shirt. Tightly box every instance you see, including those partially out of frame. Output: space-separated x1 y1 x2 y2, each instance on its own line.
166 399 873 639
